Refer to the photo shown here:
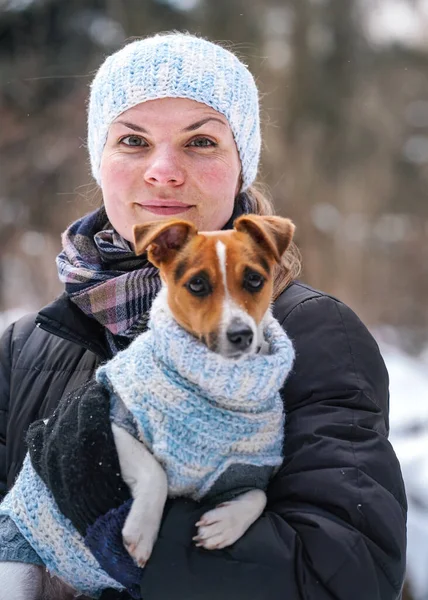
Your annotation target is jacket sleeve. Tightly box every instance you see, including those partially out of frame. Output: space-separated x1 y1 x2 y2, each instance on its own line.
0 323 13 502
140 296 407 600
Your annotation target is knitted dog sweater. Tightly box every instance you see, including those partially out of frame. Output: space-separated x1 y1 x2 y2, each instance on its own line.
102 290 295 501
0 291 294 596
0 455 124 597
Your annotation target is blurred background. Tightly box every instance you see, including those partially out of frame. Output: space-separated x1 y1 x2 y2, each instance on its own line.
0 0 427 597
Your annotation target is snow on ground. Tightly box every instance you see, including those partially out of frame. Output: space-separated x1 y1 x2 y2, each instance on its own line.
383 345 428 600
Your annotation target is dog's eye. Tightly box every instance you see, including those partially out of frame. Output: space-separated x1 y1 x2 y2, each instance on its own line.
186 276 212 297
243 271 265 292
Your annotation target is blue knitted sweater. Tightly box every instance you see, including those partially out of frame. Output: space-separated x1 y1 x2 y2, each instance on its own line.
0 291 294 597
102 290 295 501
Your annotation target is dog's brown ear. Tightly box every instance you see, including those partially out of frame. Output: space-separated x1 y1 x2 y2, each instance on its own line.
133 219 197 267
234 215 295 262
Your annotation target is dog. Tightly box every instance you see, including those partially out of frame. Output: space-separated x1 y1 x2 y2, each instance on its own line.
0 214 295 600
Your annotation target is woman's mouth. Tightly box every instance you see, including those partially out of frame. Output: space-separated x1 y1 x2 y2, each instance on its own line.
138 202 193 216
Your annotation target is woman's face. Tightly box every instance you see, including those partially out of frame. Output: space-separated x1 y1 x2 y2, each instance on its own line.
100 97 242 243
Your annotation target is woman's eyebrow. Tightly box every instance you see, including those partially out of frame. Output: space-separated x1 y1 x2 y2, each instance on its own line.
113 120 148 133
182 117 227 132
113 116 226 134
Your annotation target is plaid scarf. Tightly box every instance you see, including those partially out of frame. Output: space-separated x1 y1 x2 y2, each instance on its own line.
57 194 251 353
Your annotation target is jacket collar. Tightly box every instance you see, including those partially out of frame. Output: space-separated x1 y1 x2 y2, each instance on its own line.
35 293 110 360
35 282 310 362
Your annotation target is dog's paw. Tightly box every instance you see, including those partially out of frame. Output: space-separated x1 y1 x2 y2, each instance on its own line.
193 502 247 550
122 529 153 568
122 508 160 568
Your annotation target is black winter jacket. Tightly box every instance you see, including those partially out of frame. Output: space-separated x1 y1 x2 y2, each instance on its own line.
0 281 407 600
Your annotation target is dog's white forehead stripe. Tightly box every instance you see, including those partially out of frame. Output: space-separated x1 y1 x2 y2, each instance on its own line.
215 240 228 293
215 239 260 355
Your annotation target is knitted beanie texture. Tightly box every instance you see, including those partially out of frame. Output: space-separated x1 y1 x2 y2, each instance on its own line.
87 33 261 190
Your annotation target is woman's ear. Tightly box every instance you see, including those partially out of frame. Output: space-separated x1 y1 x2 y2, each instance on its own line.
235 174 243 197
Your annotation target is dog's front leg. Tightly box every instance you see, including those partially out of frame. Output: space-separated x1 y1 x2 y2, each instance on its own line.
194 489 267 550
0 563 43 600
112 424 168 567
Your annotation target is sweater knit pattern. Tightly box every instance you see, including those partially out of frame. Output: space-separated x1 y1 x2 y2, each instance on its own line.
0 455 124 597
0 292 294 595
99 290 295 500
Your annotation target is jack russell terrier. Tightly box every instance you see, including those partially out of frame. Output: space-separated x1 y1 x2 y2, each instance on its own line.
0 214 295 600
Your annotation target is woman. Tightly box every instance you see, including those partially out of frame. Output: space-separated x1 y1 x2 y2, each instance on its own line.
0 33 406 600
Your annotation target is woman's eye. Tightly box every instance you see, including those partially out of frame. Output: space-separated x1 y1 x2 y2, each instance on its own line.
120 135 147 147
186 276 212 297
243 271 265 292
188 137 217 148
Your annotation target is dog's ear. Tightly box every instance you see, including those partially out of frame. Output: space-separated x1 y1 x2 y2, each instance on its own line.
234 215 295 262
133 219 197 267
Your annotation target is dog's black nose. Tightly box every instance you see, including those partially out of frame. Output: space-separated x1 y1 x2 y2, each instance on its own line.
226 323 254 350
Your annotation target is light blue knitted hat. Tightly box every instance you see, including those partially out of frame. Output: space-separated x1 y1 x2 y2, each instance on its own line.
87 32 261 191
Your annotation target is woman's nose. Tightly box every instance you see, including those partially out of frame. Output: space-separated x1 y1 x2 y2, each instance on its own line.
143 147 185 186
